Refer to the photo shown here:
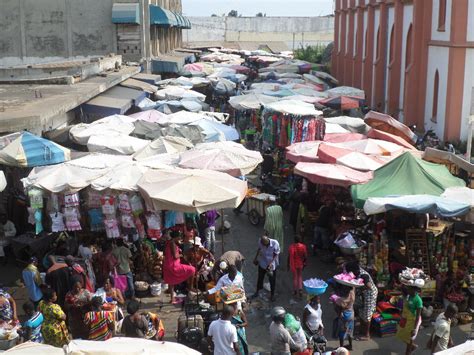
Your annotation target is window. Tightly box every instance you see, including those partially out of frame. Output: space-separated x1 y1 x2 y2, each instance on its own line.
389 24 395 64
376 26 381 60
405 24 413 68
432 70 439 123
438 0 447 31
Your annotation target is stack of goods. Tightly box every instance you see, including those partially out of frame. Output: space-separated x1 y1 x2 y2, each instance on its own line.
220 284 245 304
147 251 164 281
399 267 427 287
333 272 364 287
371 301 401 337
303 278 328 295
334 232 367 255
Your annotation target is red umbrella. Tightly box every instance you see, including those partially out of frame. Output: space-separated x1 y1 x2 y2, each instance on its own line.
285 141 321 163
317 143 385 171
294 162 373 187
323 133 366 143
320 96 365 110
364 110 417 144
367 128 416 150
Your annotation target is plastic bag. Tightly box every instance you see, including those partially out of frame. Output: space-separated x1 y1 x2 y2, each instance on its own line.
283 313 301 336
334 232 356 248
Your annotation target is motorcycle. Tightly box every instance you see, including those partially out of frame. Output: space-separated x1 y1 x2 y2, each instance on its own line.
260 172 290 209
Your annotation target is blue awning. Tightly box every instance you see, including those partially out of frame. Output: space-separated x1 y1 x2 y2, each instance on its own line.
150 5 178 27
184 17 192 29
112 3 140 24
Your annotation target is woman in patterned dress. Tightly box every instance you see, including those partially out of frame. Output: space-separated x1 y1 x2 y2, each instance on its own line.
64 278 92 338
38 288 70 347
83 296 114 341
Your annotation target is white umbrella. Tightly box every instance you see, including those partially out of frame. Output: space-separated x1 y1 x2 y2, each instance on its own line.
70 115 135 145
138 152 181 168
66 337 201 355
334 138 404 156
87 134 150 155
324 116 371 134
179 141 263 176
23 154 131 193
133 136 193 161
91 161 150 192
155 86 206 101
265 100 323 116
326 86 365 98
138 167 247 213
325 123 350 134
228 93 278 110
441 187 474 207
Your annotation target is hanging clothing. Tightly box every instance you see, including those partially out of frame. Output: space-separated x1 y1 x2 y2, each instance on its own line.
64 192 80 208
64 207 81 232
34 210 43 234
50 212 65 232
88 209 104 232
104 219 120 239
28 188 43 209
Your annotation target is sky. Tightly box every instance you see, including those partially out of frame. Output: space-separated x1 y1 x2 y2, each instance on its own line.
181 0 334 17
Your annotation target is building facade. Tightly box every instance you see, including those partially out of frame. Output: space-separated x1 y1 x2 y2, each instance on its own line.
0 0 189 67
331 0 474 141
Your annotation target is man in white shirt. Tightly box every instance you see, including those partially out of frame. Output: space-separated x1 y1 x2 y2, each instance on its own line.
430 303 457 353
207 305 241 355
207 265 244 295
0 214 16 263
252 234 280 301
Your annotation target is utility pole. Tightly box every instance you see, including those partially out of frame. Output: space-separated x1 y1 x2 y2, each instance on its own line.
292 32 295 51
466 115 474 163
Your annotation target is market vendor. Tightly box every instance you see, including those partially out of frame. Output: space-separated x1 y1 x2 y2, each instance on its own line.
0 287 17 324
207 265 244 296
396 281 424 355
345 261 378 341
212 250 245 280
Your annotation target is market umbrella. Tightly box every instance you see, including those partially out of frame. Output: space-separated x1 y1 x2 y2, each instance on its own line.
0 131 71 167
363 195 470 218
326 86 365 98
179 141 263 176
5 342 64 355
87 134 150 155
303 73 326 86
66 337 201 355
317 143 384 171
325 123 350 134
441 187 474 207
294 162 373 187
351 152 466 208
211 78 236 95
133 136 193 161
228 93 278 110
155 86 206 101
264 100 323 116
323 116 370 134
285 141 321 163
128 110 169 123
364 110 417 144
320 96 365 111
323 132 366 143
333 138 405 156
23 154 131 193
91 161 150 192
367 128 416 150
70 115 135 145
312 70 339 85
138 152 181 168
137 167 247 213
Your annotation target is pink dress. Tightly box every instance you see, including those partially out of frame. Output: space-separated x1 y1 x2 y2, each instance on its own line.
163 241 195 286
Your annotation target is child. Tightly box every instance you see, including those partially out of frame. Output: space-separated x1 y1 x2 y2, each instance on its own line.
21 302 44 343
288 235 308 298
334 285 355 351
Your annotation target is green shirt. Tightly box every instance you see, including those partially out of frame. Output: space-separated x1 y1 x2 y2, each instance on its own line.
407 294 423 316
112 246 132 274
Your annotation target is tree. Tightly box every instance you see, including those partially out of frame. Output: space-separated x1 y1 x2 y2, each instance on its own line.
228 10 238 17
211 13 218 17
256 12 263 17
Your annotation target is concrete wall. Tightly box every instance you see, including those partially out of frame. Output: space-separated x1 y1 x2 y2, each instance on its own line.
183 16 334 50
0 0 116 66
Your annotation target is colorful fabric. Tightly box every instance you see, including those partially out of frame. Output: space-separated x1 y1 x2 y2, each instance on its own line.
396 297 417 344
23 311 44 342
50 212 65 232
38 300 69 348
65 289 91 338
84 310 114 341
0 289 13 321
64 192 80 207
28 188 44 209
64 207 81 232
231 314 249 355
34 209 43 234
359 268 378 321
88 209 104 232
22 265 43 302
104 218 120 239
264 205 284 247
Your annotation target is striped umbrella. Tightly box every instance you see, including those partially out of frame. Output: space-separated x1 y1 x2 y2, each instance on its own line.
0 132 70 167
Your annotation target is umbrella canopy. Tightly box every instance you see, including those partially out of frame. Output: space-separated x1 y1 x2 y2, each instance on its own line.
367 128 416 150
285 140 321 163
294 162 373 187
320 95 365 111
0 132 71 167
190 119 239 142
441 187 474 207
133 136 193 160
324 116 370 134
264 100 323 116
87 134 149 155
303 73 326 86
70 115 135 145
138 152 181 168
211 77 236 95
5 342 64 355
137 167 247 213
351 152 466 208
324 132 366 143
66 337 201 355
364 110 417 144
155 86 206 101
23 154 131 193
0 171 6 192
364 195 470 217
228 93 278 110
312 70 339 85
333 138 404 156
128 110 169 123
326 86 365 98
91 161 150 192
325 123 350 134
317 143 384 171
179 141 263 176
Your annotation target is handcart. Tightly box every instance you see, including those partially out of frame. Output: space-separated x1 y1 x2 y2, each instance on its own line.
246 192 276 226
